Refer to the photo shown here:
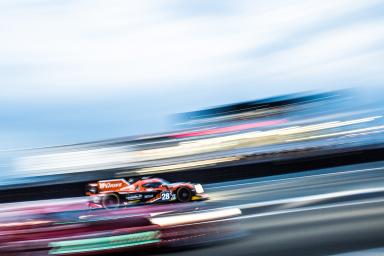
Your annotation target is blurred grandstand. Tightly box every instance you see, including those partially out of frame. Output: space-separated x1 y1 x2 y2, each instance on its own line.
1 89 384 202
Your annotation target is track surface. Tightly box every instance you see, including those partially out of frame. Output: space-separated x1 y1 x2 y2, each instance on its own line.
1 161 384 255
161 161 384 256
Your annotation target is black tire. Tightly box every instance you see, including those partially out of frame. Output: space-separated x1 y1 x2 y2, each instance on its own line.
102 193 121 209
176 187 192 202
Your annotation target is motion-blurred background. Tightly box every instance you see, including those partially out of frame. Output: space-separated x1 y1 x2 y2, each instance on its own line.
1 0 383 150
0 1 384 255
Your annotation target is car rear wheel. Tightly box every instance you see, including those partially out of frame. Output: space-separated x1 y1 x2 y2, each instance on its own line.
176 187 192 202
102 193 121 209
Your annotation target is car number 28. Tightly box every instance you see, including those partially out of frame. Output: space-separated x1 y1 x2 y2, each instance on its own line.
161 191 171 200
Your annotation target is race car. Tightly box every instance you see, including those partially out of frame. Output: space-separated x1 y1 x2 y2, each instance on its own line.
86 177 207 209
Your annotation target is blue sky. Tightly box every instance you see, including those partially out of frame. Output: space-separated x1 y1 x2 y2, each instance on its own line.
0 0 384 150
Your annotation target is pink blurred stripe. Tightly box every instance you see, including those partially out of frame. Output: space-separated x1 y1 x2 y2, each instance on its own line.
172 119 288 138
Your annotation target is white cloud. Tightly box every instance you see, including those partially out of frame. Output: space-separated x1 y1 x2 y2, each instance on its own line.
0 0 383 101
0 0 383 150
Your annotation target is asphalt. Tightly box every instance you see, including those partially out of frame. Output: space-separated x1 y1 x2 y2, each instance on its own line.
2 161 384 255
156 161 384 256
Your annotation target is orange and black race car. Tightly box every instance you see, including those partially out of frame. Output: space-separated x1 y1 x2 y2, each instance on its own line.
86 177 207 209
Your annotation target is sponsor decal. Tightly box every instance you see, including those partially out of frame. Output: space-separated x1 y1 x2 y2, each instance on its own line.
99 182 122 189
127 194 142 200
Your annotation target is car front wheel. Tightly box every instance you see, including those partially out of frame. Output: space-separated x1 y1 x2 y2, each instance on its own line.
176 187 192 202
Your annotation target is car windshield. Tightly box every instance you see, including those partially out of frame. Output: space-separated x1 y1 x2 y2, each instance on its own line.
158 178 169 185
127 177 139 184
142 182 162 188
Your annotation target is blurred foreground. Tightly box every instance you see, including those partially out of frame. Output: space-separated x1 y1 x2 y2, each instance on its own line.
1 161 384 255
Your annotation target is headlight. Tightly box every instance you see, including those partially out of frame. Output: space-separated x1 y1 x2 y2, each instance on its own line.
194 184 204 194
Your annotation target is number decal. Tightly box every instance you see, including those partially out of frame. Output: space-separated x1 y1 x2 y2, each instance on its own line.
161 192 171 201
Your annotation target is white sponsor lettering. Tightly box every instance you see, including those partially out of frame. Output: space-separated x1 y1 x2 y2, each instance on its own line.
99 182 122 189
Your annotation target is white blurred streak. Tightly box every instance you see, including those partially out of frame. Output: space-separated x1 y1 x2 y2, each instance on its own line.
215 187 384 211
134 157 240 175
150 208 241 227
15 147 132 175
14 115 381 176
286 124 384 142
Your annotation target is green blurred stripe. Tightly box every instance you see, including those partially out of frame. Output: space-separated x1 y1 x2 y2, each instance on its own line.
49 231 159 254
